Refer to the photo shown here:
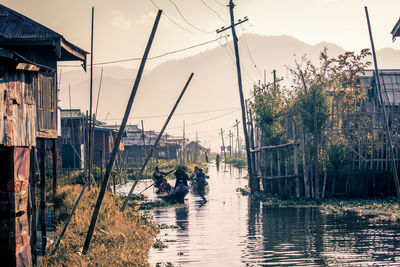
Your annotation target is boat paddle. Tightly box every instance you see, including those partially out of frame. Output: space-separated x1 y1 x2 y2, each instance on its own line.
137 169 174 195
138 182 155 195
191 182 207 203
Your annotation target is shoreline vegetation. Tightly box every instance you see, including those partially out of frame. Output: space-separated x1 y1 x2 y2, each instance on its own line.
223 157 247 168
45 159 208 266
238 187 400 222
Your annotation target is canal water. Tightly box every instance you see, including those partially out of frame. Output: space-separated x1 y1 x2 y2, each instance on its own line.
119 163 400 266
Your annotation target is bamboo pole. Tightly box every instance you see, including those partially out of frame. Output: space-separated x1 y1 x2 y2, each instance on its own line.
82 10 162 254
121 73 194 210
87 7 94 188
365 6 400 204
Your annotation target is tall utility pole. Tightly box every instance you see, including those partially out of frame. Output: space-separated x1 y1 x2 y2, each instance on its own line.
87 7 94 188
220 128 226 161
234 119 240 157
182 120 185 163
141 120 147 157
195 131 199 161
365 6 400 204
217 0 255 191
229 130 233 158
272 69 277 89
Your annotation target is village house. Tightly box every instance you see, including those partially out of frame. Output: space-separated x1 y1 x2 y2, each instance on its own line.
59 109 123 169
121 126 184 161
0 4 86 266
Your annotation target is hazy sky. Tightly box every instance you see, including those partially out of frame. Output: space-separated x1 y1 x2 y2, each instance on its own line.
3 0 400 152
3 0 400 70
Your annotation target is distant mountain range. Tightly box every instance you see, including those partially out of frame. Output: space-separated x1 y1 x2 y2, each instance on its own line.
59 34 400 147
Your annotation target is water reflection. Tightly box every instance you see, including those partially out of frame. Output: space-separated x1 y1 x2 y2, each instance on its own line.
244 204 400 266
135 163 400 266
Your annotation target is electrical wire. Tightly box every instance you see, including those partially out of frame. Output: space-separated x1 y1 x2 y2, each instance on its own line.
239 24 264 80
168 0 214 34
153 108 240 131
148 0 201 35
58 37 222 67
177 108 240 128
103 106 240 121
226 39 255 85
213 0 226 7
200 0 228 23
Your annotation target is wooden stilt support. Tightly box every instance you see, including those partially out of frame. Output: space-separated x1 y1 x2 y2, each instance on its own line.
30 147 38 265
40 140 47 255
52 139 57 199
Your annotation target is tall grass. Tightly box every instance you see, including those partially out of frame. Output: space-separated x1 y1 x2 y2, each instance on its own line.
46 185 158 266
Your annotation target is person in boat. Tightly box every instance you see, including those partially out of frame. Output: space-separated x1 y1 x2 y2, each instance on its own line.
157 178 172 194
190 166 200 181
152 166 172 189
174 166 190 188
195 168 209 185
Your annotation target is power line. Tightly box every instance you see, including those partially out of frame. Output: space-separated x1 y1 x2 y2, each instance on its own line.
225 38 255 85
200 0 228 23
239 24 264 80
213 0 226 7
103 106 240 121
168 0 214 34
148 0 201 35
178 108 240 128
58 37 221 67
123 108 240 133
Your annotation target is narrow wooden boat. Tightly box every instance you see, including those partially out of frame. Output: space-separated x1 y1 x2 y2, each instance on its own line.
157 184 189 203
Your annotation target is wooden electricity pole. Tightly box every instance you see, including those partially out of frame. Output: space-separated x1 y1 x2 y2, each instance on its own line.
220 128 226 161
195 131 199 161
217 0 255 191
234 119 240 157
83 10 162 254
182 120 186 163
229 130 233 158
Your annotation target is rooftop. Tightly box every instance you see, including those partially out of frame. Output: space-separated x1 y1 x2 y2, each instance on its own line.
0 4 87 66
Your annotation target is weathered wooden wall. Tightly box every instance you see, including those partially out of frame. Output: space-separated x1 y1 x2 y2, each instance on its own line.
0 66 36 147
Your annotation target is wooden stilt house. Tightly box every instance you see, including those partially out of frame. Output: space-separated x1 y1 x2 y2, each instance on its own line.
0 4 87 266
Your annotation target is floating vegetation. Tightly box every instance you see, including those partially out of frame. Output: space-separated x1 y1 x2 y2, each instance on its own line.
153 238 168 249
237 187 400 222
158 223 179 229
155 262 174 267
224 157 247 168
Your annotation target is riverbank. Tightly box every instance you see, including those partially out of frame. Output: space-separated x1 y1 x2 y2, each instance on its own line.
45 184 158 266
223 157 247 168
239 188 400 222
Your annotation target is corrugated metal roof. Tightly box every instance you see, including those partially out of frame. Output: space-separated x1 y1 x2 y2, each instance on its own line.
359 69 400 105
391 17 400 40
0 4 87 64
0 4 60 40
61 109 83 119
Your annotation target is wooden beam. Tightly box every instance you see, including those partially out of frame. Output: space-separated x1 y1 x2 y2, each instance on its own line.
82 10 162 254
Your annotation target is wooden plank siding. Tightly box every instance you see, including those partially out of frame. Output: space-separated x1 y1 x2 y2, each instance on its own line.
0 66 36 147
36 72 57 139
